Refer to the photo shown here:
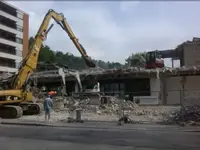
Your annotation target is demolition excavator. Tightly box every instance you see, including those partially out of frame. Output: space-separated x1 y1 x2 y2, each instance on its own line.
145 49 180 69
0 9 96 118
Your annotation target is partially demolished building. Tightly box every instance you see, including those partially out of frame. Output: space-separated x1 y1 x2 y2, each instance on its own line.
31 64 200 105
5 37 200 106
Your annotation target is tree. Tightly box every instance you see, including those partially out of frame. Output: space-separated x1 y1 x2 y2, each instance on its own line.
125 52 146 67
38 45 56 63
28 37 124 70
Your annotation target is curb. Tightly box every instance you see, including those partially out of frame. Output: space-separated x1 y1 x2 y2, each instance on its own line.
1 121 53 127
1 121 200 133
183 130 200 132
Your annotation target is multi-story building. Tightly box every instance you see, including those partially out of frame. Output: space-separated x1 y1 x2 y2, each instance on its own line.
0 1 29 73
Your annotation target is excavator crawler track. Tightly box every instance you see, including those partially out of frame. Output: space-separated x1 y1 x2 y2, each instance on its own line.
21 103 43 115
0 105 23 119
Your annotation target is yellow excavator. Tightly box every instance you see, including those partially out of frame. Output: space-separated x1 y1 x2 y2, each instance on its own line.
0 9 96 118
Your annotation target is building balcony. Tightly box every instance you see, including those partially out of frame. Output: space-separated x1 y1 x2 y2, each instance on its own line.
0 38 22 50
0 24 23 38
0 52 22 61
0 10 23 26
0 65 17 72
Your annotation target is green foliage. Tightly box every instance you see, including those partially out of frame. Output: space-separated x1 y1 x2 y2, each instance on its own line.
125 52 146 67
28 37 147 69
28 37 35 48
28 37 125 70
38 45 56 63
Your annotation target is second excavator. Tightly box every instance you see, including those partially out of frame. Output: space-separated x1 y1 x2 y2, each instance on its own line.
0 9 96 118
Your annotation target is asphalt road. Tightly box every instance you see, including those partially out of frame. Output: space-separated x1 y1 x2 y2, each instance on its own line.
0 124 200 150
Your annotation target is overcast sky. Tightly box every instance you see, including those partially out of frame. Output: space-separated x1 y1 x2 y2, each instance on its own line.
8 1 200 65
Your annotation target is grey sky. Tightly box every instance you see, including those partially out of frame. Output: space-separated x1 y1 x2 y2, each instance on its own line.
9 1 200 65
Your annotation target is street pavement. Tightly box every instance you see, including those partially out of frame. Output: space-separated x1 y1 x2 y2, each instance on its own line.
0 124 200 150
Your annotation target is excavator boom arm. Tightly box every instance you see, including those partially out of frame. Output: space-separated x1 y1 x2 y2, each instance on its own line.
56 15 96 68
11 9 95 90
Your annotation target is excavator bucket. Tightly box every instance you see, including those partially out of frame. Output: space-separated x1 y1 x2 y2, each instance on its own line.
79 44 96 68
83 56 96 68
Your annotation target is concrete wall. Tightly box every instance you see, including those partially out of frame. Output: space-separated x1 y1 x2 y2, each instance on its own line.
150 78 160 96
137 78 160 105
166 77 181 105
166 76 200 105
183 43 200 66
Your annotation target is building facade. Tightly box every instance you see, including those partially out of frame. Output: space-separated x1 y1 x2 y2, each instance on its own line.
0 1 29 73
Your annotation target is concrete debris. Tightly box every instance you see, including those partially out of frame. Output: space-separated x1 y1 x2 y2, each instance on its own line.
118 116 132 124
17 105 180 124
166 105 200 126
60 97 179 123
30 65 200 81
40 94 181 123
31 87 45 101
0 83 180 124
99 100 138 115
0 72 13 81
65 117 84 123
0 72 14 87
52 96 90 111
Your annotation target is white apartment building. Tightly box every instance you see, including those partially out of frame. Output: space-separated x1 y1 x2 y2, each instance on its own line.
0 1 29 73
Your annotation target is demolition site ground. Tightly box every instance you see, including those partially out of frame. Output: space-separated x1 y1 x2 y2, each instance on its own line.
2 103 200 150
2 96 200 128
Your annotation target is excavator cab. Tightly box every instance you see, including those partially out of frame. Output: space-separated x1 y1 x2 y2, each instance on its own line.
145 51 164 69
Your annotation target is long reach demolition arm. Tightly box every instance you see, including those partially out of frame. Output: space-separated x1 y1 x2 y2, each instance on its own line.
11 9 96 90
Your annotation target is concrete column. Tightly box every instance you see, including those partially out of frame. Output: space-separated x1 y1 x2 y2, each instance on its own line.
75 83 79 93
180 76 186 106
160 76 167 105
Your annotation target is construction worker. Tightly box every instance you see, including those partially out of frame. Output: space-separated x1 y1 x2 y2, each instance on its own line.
44 94 53 121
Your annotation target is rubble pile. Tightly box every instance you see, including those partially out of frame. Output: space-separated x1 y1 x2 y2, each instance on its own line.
98 98 138 114
0 72 13 81
98 101 180 122
132 106 173 116
99 99 176 116
31 87 45 102
52 96 91 111
166 105 200 126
